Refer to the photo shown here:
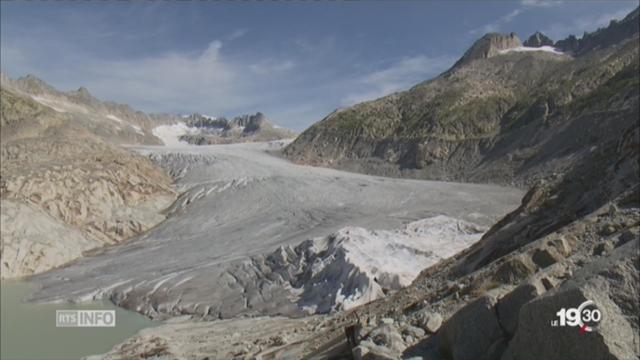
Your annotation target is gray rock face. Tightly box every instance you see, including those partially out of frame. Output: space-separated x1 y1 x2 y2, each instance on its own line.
493 255 537 284
523 32 554 47
503 244 639 360
496 281 546 337
454 33 521 67
439 295 505 360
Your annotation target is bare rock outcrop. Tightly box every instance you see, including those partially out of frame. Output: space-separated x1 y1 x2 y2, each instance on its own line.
0 82 176 279
523 32 554 47
503 241 639 360
454 32 521 67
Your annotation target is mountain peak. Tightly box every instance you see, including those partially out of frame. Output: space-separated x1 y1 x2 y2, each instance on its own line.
554 6 639 55
76 86 91 97
523 32 554 47
454 32 521 68
14 74 56 94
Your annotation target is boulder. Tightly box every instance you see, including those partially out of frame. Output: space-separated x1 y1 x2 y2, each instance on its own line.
496 281 546 336
493 255 537 284
369 324 406 354
353 340 401 360
546 236 572 257
402 325 426 340
412 309 443 334
593 241 615 256
503 254 639 360
531 247 563 269
438 295 505 360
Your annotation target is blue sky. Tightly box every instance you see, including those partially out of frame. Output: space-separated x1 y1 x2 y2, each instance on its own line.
1 1 637 130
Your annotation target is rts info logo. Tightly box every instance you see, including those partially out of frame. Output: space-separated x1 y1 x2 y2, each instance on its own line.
551 300 601 334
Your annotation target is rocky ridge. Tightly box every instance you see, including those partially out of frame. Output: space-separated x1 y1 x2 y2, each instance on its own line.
177 112 296 145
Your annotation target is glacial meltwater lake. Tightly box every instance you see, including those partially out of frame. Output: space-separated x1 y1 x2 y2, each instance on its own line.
0 281 155 360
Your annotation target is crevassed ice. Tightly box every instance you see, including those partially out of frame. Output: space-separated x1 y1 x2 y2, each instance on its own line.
294 215 487 312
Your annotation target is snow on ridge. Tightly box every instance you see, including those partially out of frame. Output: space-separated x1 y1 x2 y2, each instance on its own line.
271 215 487 313
152 122 200 146
130 124 145 135
106 114 124 124
31 95 90 114
498 45 564 55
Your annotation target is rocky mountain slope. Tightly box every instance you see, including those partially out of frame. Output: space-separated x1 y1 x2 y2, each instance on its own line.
94 8 639 360
0 73 178 145
0 79 177 279
284 7 639 188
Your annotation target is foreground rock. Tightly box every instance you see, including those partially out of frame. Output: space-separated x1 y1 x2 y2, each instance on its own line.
503 241 639 360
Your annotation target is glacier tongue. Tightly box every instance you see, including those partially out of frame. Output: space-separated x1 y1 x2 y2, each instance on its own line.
269 215 487 313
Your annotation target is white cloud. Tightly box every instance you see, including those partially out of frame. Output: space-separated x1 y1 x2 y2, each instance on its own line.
469 8 524 35
504 9 524 22
342 55 454 106
227 28 250 41
521 0 563 7
249 59 295 75
1 25 454 131
1 37 301 117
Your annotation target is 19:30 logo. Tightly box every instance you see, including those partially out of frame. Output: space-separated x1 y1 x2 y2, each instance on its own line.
551 300 602 334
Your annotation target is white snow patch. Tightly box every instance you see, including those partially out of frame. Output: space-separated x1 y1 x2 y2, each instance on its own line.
152 123 201 146
130 124 145 135
31 95 90 114
106 114 124 124
498 46 564 55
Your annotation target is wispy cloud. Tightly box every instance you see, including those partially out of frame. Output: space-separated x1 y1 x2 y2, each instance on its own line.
226 28 250 41
342 55 455 106
469 8 524 35
521 0 564 7
1 37 297 117
249 59 295 75
468 0 564 36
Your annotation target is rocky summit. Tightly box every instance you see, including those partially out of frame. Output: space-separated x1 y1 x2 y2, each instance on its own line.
178 112 296 145
523 31 554 47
